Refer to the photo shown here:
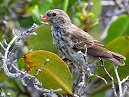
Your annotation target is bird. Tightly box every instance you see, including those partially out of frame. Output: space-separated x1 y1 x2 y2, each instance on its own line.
40 9 126 69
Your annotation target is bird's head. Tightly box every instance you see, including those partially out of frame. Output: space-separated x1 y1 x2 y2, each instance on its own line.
40 9 71 27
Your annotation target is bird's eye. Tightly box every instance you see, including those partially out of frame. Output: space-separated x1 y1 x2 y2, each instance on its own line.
47 13 51 17
52 13 57 16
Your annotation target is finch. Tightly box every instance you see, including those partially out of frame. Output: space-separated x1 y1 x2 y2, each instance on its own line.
40 9 125 68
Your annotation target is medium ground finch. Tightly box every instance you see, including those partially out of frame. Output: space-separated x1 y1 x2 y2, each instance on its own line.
40 9 125 68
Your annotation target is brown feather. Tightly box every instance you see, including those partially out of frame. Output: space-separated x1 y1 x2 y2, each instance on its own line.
70 24 94 49
109 52 126 65
70 24 125 65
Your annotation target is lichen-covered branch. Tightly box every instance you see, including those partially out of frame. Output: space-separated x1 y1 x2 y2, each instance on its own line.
0 23 61 96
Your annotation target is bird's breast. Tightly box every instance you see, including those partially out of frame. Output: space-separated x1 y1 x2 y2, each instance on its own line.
51 27 68 49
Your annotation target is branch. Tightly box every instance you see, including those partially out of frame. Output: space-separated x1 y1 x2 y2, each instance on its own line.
0 23 61 94
0 23 38 78
4 36 17 59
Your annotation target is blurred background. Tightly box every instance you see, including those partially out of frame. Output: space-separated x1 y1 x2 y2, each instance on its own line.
0 0 129 97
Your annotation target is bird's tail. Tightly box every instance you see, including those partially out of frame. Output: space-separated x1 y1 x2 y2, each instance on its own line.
109 52 126 66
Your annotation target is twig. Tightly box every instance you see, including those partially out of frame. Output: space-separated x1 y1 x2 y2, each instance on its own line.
99 60 118 97
35 59 50 77
4 36 17 59
0 42 6 51
113 65 123 97
112 0 123 9
3 39 8 46
85 55 107 84
1 35 21 78
0 52 3 60
86 61 107 84
89 73 107 84
121 76 129 84
113 64 129 97
33 77 62 93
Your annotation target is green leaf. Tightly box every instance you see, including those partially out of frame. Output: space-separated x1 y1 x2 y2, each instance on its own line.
105 15 129 44
106 36 129 80
91 0 101 18
89 0 102 40
0 70 6 82
106 36 129 56
32 5 41 24
19 16 34 27
0 32 3 41
0 62 6 82
28 25 58 53
63 0 69 12
18 59 25 69
22 50 73 95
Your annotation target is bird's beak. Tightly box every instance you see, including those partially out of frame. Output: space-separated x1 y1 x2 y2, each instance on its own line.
40 15 49 21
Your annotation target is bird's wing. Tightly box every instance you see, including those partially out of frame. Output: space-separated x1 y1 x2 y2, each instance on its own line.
87 40 112 58
69 25 112 58
70 26 95 49
70 34 93 51
70 33 112 58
